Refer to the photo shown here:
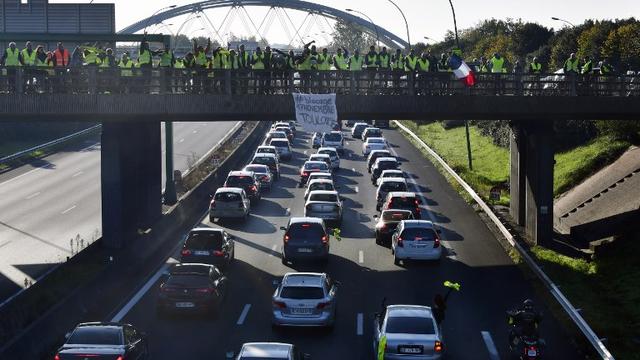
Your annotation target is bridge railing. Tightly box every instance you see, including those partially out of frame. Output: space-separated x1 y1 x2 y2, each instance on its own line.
1 67 638 97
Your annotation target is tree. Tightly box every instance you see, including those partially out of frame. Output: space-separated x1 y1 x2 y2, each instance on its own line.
602 23 640 71
576 21 614 60
330 19 376 53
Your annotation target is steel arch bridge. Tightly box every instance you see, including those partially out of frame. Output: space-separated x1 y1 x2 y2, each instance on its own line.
118 0 409 49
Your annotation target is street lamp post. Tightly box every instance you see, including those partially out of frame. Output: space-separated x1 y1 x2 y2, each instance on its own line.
551 17 576 28
386 0 410 50
346 8 380 48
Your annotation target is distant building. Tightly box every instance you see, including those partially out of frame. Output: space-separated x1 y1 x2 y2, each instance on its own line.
0 0 115 50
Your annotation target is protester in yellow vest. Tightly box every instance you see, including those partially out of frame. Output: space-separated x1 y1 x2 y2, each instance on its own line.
193 38 211 69
333 47 348 70
404 49 418 72
378 47 390 70
317 48 331 71
2 42 23 67
563 53 579 74
529 57 542 74
348 49 364 71
21 41 36 66
490 53 505 73
392 49 404 71
119 52 134 77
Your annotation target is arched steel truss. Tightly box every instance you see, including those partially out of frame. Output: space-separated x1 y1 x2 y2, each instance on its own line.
118 0 409 49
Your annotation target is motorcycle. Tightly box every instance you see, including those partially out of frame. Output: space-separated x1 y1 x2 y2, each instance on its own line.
507 310 545 359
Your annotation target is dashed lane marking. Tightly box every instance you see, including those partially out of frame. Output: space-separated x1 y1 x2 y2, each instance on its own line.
192 130 198 134
61 205 77 214
481 331 500 360
178 138 185 143
357 313 364 335
111 263 171 322
237 304 252 325
285 208 290 216
0 168 40 187
359 250 364 264
270 244 278 256
25 192 40 200
72 171 83 178
355 186 359 193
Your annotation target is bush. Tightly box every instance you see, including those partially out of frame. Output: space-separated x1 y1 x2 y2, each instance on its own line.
595 120 640 141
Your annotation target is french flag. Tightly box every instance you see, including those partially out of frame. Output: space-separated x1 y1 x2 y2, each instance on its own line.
448 54 476 87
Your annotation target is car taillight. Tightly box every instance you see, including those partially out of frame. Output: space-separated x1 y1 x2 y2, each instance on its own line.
116 356 125 360
250 185 257 192
196 288 214 294
210 200 216 208
273 301 287 309
321 235 328 244
415 199 420 205
284 234 290 243
434 237 440 248
434 341 443 352
181 249 192 256
261 175 269 181
397 237 404 247
317 302 330 309
54 354 60 360
213 250 224 257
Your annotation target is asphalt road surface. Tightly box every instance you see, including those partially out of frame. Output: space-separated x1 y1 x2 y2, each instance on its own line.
113 127 581 359
0 121 240 303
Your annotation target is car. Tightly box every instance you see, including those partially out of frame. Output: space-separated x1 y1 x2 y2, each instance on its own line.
351 122 369 139
391 220 442 264
382 191 422 219
270 138 292 161
224 170 261 202
280 217 331 264
308 153 332 170
345 119 359 127
375 210 414 245
307 171 334 184
252 153 280 180
299 160 330 186
373 305 444 359
236 342 310 360
371 157 401 184
317 147 340 170
362 137 388 155
304 190 343 225
376 178 409 211
372 119 390 128
55 322 148 360
367 150 393 172
311 132 323 148
274 126 294 142
272 272 338 328
362 127 382 140
157 263 228 316
180 228 235 268
264 131 288 145
255 145 279 160
304 179 337 200
376 169 406 186
321 131 344 154
210 187 250 222
243 164 273 190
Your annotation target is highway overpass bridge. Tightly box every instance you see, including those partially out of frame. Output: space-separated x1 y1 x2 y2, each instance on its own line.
1 68 639 252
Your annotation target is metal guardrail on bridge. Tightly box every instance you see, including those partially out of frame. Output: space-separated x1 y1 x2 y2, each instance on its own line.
1 67 638 97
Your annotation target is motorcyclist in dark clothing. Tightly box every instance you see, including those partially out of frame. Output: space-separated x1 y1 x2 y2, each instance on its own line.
508 299 543 346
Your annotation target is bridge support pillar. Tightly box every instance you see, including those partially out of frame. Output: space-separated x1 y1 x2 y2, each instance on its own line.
101 121 162 249
509 123 526 226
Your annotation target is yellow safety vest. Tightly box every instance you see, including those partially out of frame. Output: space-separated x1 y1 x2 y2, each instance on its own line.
99 56 113 68
252 54 265 70
211 53 226 69
379 54 390 69
530 62 541 73
84 51 100 66
226 55 238 69
349 56 363 71
377 335 387 360
119 59 134 76
405 55 417 71
195 51 207 67
5 48 21 66
21 49 36 66
298 55 312 70
491 56 505 73
174 59 185 69
334 54 347 70
366 53 378 68
35 55 48 67
138 49 151 66
393 55 404 70
159 52 173 67
417 58 430 72
317 54 330 70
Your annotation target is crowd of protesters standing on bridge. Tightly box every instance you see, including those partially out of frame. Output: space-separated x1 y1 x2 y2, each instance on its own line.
0 36 626 95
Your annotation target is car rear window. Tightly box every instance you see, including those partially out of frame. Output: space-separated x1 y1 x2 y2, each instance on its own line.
382 211 413 221
386 316 435 334
310 174 332 181
368 138 385 144
318 150 336 157
323 133 342 142
309 193 338 202
185 231 223 250
244 165 267 174
381 182 407 192
257 148 276 154
390 196 417 208
215 191 242 202
310 183 334 191
281 286 324 299
304 162 329 171
370 152 391 162
67 327 122 345
270 140 289 147
226 175 254 187
288 223 324 239
401 228 437 241
377 160 397 168
166 274 210 288
253 157 275 166
366 129 381 136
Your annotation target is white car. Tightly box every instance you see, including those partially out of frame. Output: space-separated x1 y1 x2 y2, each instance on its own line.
317 147 340 170
305 179 337 200
308 153 333 170
391 220 442 264
376 169 406 186
236 342 310 360
255 145 279 160
307 172 334 184
264 131 288 145
321 131 344 154
362 137 388 155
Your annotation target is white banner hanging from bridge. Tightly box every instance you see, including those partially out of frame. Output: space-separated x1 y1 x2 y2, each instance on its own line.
292 93 338 133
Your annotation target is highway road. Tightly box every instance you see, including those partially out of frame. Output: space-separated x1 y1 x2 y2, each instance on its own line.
112 127 581 359
0 121 240 303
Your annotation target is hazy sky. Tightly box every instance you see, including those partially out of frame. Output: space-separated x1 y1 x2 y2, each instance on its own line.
53 0 640 46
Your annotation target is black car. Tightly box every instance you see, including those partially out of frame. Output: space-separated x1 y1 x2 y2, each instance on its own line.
367 150 393 173
371 157 400 184
375 210 414 245
180 228 235 270
252 154 280 180
55 322 148 360
373 119 390 129
157 263 228 316
225 170 261 202
280 217 330 264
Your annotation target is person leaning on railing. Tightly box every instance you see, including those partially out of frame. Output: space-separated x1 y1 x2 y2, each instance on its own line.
118 52 135 94
364 45 378 93
2 42 24 93
377 47 391 93
348 48 364 93
316 47 331 93
390 48 404 94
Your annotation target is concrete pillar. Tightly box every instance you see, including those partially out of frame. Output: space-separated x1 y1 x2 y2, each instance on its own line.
101 121 162 249
524 122 554 246
509 123 527 226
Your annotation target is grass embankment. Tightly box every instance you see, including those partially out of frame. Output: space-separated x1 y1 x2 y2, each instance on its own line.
397 120 638 359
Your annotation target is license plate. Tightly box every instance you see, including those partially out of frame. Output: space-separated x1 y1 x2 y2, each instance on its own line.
298 248 313 253
291 308 312 314
399 346 422 354
527 349 538 357
175 302 195 308
412 244 427 248
194 251 209 256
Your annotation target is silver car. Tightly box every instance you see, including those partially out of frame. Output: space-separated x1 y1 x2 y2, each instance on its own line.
376 169 406 186
272 272 338 328
209 187 250 222
307 172 333 184
317 147 340 170
373 305 444 360
321 131 344 154
308 153 332 171
304 190 343 225
304 179 337 200
376 178 408 211
255 145 280 160
391 220 443 265
270 138 292 161
311 132 322 148
243 164 273 191
236 342 310 360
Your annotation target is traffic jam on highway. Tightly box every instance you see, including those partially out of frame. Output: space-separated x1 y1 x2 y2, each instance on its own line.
54 120 560 360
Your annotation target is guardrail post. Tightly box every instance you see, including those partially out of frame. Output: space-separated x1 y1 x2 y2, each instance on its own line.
408 73 415 96
15 68 24 94
570 73 577 96
288 71 294 94
350 72 356 94
224 70 232 95
159 68 167 95
87 67 97 95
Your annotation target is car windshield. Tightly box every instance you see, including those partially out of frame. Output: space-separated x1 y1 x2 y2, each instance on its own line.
270 140 289 147
382 211 413 221
401 228 437 241
287 223 324 240
185 231 223 250
386 316 435 335
381 182 406 192
280 286 324 299
324 133 342 141
304 162 329 171
226 176 254 187
383 171 403 178
309 193 338 202
165 274 209 288
67 327 122 345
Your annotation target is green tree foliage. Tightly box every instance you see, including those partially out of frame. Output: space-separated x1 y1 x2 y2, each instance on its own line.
602 23 640 71
595 120 640 141
330 19 376 53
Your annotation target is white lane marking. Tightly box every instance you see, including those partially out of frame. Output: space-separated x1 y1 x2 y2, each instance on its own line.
61 205 77 214
351 168 356 173
25 191 41 200
285 208 290 216
80 143 98 152
357 313 364 335
0 168 40 187
358 250 364 264
237 304 252 325
303 150 308 155
481 331 500 360
355 186 359 193
345 141 350 146
111 263 171 322
270 244 278 256
192 130 198 134
178 138 185 143
72 171 83 178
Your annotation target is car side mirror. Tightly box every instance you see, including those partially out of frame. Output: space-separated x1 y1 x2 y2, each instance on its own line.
280 226 287 231
339 196 345 201
229 235 236 240
209 194 213 199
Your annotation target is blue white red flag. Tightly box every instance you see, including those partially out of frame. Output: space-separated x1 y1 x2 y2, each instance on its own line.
448 54 476 87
